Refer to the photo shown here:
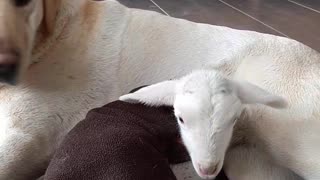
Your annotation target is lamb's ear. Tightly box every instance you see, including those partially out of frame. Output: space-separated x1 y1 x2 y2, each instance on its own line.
119 80 176 106
230 80 288 109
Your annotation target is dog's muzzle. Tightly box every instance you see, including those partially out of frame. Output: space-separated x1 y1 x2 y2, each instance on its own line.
0 50 19 85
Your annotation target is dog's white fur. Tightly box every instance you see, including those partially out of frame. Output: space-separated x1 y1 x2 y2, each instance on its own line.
0 0 320 179
120 69 298 179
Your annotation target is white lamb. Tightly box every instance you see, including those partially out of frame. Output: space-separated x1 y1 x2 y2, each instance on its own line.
120 57 320 180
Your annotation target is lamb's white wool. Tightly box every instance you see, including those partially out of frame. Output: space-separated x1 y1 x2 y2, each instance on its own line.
120 69 287 179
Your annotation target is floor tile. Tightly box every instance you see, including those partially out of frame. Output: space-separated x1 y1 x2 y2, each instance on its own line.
289 0 320 12
152 0 282 36
118 0 164 14
222 0 320 51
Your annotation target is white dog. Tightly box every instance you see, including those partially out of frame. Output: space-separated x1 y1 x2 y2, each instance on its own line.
0 0 319 179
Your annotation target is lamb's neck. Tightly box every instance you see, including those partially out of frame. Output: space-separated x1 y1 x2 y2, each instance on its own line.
229 108 258 149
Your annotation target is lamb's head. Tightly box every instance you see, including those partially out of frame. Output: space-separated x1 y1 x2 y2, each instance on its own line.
120 70 287 179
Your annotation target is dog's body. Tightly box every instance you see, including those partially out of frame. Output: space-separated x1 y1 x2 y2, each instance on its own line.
0 0 319 179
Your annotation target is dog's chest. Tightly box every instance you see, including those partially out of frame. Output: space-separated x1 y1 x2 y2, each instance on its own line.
0 51 121 135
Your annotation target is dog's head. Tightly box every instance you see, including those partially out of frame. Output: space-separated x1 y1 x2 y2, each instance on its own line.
0 0 61 85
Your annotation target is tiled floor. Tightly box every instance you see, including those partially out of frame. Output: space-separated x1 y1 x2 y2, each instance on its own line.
118 0 320 51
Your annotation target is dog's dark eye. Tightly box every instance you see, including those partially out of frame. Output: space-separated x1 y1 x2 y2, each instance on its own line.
14 0 32 7
178 117 184 124
233 118 238 124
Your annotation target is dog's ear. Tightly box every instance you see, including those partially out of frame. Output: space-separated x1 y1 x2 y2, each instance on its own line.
43 0 61 33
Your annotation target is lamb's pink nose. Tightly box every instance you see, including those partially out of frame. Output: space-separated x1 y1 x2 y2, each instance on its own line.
198 163 218 176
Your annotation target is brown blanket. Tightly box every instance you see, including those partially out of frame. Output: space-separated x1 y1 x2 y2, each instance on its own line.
44 99 228 179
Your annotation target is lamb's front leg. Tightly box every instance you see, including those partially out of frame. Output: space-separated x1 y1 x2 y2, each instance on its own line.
224 146 302 180
0 124 63 180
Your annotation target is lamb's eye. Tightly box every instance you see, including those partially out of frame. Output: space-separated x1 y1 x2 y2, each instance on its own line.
178 117 184 124
14 0 31 7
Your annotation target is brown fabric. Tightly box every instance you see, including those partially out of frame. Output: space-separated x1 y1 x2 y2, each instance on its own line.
44 100 228 180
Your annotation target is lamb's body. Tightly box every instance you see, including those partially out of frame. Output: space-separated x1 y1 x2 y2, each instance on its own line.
1 0 320 179
121 54 320 180
204 50 320 179
226 55 320 180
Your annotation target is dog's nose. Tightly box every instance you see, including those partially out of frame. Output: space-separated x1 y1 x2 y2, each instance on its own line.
0 51 19 84
198 163 218 176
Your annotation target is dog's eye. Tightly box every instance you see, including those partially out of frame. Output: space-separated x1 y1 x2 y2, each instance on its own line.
14 0 32 7
178 117 184 124
232 118 238 124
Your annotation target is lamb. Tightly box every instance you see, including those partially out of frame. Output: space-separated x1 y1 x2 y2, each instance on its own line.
119 58 319 180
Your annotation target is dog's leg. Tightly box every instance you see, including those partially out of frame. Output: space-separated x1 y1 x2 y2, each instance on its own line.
0 128 56 180
224 146 302 180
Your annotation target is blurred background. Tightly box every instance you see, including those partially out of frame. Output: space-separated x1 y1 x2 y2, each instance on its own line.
118 0 320 52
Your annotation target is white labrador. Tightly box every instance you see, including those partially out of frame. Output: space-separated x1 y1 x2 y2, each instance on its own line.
0 0 319 179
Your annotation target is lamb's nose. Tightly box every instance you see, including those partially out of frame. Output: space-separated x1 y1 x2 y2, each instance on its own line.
198 163 218 176
0 50 19 85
